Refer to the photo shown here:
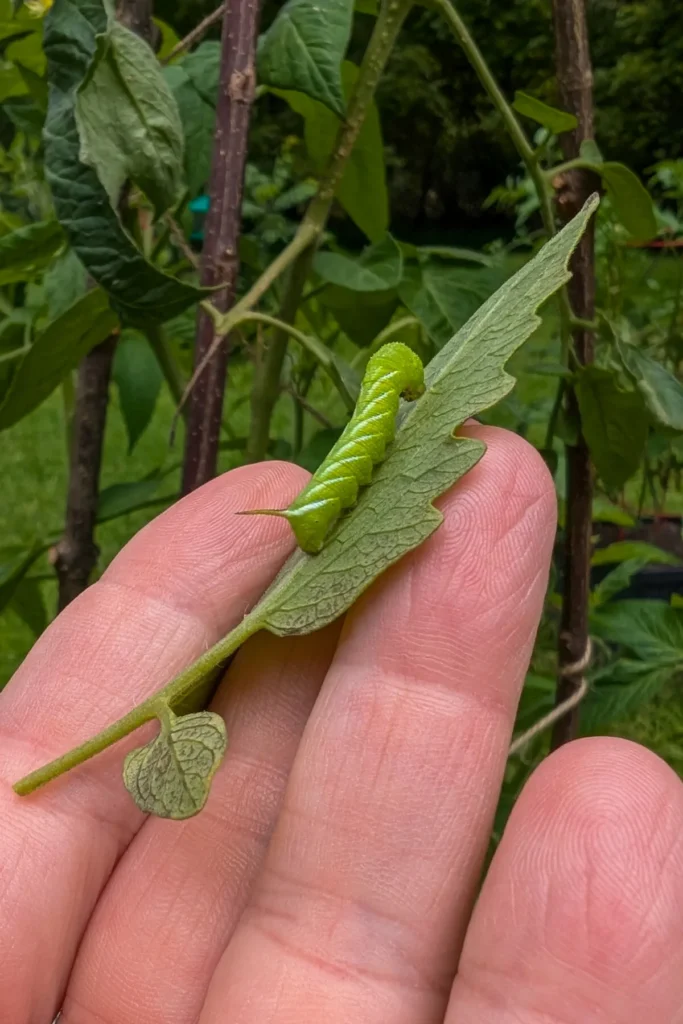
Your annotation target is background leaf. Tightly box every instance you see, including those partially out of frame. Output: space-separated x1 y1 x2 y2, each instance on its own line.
123 709 227 819
618 342 683 433
10 577 47 637
277 61 388 241
113 331 163 453
0 289 117 431
513 90 577 134
0 220 64 284
76 20 184 215
591 541 680 567
0 542 42 614
257 0 354 118
42 0 206 324
575 365 649 490
313 234 402 291
399 259 504 347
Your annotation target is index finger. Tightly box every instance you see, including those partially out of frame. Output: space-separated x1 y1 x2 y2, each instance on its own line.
0 461 307 1024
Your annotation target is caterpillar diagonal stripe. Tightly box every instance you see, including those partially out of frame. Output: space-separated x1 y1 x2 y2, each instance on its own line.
238 342 425 553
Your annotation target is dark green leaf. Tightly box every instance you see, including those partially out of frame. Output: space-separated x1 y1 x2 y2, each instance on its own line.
320 285 397 346
43 247 88 319
42 0 207 324
0 542 42 613
592 541 680 567
97 472 170 522
313 234 402 291
257 0 353 118
76 20 184 215
296 427 344 472
179 40 220 103
0 220 64 284
163 62 215 196
276 61 388 241
591 557 648 607
123 708 227 819
600 163 657 241
513 90 577 134
399 260 503 347
575 365 649 490
113 331 163 453
618 342 683 433
591 600 683 665
581 660 675 734
0 289 117 431
10 577 47 636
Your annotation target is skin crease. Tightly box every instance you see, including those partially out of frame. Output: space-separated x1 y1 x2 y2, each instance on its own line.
0 426 679 1024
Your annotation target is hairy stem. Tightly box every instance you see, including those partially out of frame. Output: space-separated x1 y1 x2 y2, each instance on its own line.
182 0 261 494
550 0 598 749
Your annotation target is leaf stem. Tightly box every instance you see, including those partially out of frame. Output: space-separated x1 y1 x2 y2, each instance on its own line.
13 611 259 796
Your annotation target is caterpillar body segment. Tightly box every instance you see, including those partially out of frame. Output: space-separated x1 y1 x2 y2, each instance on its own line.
240 341 425 553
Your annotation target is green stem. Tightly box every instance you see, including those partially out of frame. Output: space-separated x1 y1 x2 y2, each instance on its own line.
206 307 357 412
13 612 259 796
432 0 556 242
246 246 316 462
244 0 414 463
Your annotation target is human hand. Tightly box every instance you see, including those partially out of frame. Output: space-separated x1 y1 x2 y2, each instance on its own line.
1 425 682 1024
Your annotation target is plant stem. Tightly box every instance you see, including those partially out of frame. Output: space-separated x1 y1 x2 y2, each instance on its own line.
550 0 598 750
162 1 226 64
14 611 258 796
207 307 357 411
246 246 315 461
432 0 556 242
53 0 155 610
181 0 261 495
54 335 117 610
244 0 414 461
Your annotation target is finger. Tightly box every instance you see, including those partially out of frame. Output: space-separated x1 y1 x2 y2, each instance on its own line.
60 624 340 1024
199 426 557 1024
0 462 307 1024
448 738 683 1023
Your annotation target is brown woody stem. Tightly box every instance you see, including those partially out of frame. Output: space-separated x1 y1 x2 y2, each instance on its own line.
550 0 599 749
181 0 261 493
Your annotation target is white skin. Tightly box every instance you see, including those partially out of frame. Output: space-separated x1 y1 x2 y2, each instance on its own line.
0 423 682 1024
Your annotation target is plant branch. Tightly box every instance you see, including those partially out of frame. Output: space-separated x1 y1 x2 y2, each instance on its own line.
162 2 227 64
550 0 598 750
54 334 117 610
432 0 556 242
181 0 261 494
283 384 335 430
204 305 357 412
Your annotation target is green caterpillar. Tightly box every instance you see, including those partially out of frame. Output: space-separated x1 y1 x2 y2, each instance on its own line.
240 341 425 553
